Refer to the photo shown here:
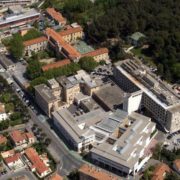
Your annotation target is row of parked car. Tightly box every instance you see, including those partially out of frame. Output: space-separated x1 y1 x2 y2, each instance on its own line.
167 130 180 139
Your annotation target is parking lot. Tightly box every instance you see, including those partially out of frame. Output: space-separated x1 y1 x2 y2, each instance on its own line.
165 131 180 150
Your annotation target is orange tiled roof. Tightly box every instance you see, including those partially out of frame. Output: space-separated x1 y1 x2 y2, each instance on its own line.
46 28 66 45
0 135 7 144
25 147 49 175
4 153 21 164
10 130 26 143
42 59 71 72
59 26 83 36
174 159 180 171
48 173 63 180
62 43 81 58
79 164 118 180
45 28 81 59
1 149 15 158
152 163 171 180
82 48 109 58
46 8 66 24
23 36 47 47
25 132 35 139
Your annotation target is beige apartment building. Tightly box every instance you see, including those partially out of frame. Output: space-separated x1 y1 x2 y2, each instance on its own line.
35 83 61 117
56 76 80 105
23 36 48 57
59 26 84 43
82 48 109 63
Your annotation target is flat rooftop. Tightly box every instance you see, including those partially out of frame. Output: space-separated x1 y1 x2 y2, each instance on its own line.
35 84 57 103
0 9 40 26
93 83 126 111
91 111 155 169
0 54 14 68
56 75 79 89
52 108 101 143
115 59 180 109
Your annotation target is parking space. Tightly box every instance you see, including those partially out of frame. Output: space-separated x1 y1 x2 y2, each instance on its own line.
165 134 180 150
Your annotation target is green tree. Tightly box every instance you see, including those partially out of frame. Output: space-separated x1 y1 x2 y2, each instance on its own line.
5 103 14 113
165 172 179 180
171 63 180 80
78 56 98 72
0 93 11 103
23 29 42 41
26 60 42 80
9 34 24 60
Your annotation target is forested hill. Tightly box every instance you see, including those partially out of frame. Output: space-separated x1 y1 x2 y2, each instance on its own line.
43 0 180 82
86 0 180 82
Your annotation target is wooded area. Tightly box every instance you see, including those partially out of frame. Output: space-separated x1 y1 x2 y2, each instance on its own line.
43 0 180 82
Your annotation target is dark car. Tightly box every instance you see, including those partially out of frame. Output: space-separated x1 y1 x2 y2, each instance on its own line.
167 135 172 139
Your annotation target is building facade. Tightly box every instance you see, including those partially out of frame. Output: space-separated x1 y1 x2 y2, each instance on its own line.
23 36 48 57
0 9 40 30
0 0 37 7
113 59 180 132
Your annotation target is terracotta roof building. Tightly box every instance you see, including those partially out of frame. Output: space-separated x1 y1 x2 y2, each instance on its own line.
0 134 7 145
23 36 47 47
42 59 71 72
46 8 66 26
82 48 109 63
23 36 48 57
59 26 84 43
173 159 180 174
1 149 15 158
79 164 118 180
24 147 51 178
152 163 171 180
45 28 81 61
47 173 63 180
4 153 24 169
4 153 21 165
10 130 35 147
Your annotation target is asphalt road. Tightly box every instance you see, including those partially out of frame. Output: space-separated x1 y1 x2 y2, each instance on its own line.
1 62 83 177
29 109 83 176
1 168 37 180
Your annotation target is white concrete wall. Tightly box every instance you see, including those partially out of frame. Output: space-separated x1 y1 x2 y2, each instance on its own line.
123 91 142 114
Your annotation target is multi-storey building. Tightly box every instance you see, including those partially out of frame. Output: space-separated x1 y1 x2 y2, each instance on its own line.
46 8 66 27
113 59 180 132
82 48 109 63
34 83 62 117
91 111 156 176
45 28 81 61
0 8 40 30
23 36 48 56
0 0 37 7
59 26 84 43
52 108 104 153
74 70 99 96
52 107 156 176
56 75 80 105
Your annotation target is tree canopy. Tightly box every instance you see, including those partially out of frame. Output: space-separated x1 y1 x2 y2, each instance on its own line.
86 0 180 82
9 33 24 60
22 28 43 41
78 57 98 72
